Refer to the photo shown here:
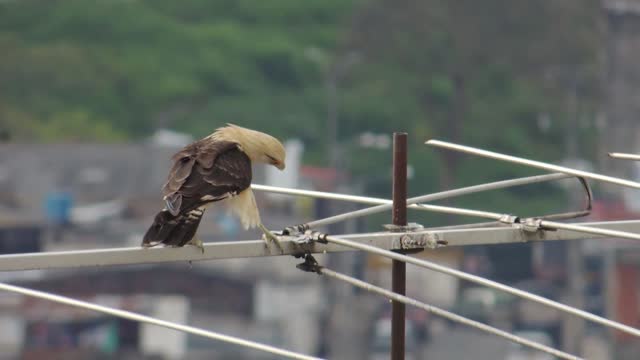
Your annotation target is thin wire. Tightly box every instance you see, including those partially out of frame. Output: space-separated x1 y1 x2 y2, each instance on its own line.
317 267 582 360
303 173 574 228
0 282 322 360
426 139 640 190
321 235 640 338
609 152 640 161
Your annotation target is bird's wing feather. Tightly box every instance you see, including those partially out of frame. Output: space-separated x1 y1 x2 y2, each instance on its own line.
162 140 252 215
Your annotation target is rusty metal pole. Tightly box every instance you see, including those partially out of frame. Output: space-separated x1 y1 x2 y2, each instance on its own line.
391 132 408 360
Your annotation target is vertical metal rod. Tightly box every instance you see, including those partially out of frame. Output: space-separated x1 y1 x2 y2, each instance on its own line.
391 133 408 360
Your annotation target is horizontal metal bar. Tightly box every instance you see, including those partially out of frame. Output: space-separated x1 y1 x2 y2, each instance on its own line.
609 152 640 161
317 266 581 360
0 232 406 271
1 221 640 272
426 139 640 190
322 235 640 338
0 282 321 360
304 173 574 229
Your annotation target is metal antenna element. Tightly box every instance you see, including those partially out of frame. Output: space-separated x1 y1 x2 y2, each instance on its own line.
532 219 640 241
0 282 321 360
426 139 640 190
258 178 593 234
609 152 640 161
297 259 582 360
320 235 640 338
300 173 578 230
253 173 574 210
1 220 639 271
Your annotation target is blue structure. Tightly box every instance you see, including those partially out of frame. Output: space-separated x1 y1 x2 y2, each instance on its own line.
44 190 73 225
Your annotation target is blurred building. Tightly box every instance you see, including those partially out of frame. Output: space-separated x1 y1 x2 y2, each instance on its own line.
598 2 640 358
602 0 640 199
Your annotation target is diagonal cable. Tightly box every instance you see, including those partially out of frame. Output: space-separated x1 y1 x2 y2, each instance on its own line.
0 282 322 360
315 234 640 338
296 256 582 360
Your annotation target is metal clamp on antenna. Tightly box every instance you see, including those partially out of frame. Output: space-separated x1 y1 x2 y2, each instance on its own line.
307 230 329 244
383 222 424 232
295 253 322 274
283 223 310 236
292 230 329 246
520 218 544 233
498 214 520 225
383 223 438 250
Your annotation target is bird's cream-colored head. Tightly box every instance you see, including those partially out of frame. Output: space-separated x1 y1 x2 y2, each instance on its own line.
210 124 286 170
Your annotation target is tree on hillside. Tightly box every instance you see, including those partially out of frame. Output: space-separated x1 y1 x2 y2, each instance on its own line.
341 0 601 191
0 0 354 146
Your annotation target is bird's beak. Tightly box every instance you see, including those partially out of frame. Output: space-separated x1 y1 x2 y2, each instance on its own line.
277 162 286 170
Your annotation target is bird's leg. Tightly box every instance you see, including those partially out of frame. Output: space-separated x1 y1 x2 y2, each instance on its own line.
259 223 283 253
188 237 205 254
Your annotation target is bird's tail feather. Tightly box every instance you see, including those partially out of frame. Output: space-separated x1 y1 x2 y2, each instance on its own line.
142 208 205 248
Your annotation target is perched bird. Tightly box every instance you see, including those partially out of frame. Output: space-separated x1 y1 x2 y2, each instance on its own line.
142 124 286 252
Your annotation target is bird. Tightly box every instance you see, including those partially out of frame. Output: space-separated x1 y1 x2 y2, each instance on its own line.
142 124 286 252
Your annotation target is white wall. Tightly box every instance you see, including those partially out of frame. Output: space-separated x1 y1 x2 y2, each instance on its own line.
140 295 189 359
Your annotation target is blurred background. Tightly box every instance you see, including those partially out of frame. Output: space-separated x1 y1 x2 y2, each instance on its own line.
0 0 639 359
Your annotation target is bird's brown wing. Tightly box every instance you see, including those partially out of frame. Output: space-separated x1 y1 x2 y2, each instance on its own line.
162 140 252 215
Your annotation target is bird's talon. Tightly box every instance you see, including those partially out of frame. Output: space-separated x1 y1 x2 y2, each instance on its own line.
259 223 284 254
189 238 205 254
